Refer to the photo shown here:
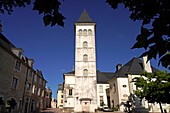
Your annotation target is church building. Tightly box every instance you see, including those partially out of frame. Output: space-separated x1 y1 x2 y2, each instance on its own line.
62 10 169 112
63 10 97 112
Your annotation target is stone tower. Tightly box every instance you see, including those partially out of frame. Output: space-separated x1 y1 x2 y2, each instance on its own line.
74 9 97 112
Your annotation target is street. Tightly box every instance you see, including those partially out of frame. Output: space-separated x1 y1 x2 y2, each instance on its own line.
40 108 71 113
40 108 124 113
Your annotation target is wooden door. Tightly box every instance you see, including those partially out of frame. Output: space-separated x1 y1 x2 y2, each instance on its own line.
82 102 90 112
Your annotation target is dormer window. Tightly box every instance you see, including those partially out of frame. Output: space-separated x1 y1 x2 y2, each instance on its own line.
83 41 88 48
83 54 88 62
88 29 92 35
78 29 82 35
83 69 88 76
18 52 22 58
83 29 87 36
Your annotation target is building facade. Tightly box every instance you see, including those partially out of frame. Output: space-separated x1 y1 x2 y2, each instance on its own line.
51 98 57 108
45 87 52 108
63 10 97 112
0 32 47 113
62 10 170 113
109 57 170 112
57 84 64 108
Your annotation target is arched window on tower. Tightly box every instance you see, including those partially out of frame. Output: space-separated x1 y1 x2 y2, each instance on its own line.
83 54 88 62
78 29 82 35
88 29 92 35
83 41 88 48
83 29 87 36
83 69 88 76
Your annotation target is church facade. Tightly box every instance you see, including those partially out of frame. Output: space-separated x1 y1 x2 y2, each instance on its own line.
63 10 97 112
62 10 170 112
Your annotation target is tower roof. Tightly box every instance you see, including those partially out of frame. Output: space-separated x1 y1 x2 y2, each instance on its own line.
76 9 94 23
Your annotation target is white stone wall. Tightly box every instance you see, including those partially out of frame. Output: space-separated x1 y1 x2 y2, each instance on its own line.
74 23 97 112
109 77 130 111
65 76 75 85
63 76 75 108
97 84 109 107
57 90 63 107
75 24 96 77
109 78 120 109
117 78 130 111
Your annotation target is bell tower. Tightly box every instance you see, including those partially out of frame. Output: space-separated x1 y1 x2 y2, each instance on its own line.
74 9 97 112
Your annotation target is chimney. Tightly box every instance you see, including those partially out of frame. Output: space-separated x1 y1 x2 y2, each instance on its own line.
116 63 122 72
142 56 152 73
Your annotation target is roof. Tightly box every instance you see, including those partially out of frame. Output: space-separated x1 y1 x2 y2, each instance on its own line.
97 70 116 84
116 57 159 76
76 9 95 23
63 71 75 75
63 70 116 84
0 32 15 50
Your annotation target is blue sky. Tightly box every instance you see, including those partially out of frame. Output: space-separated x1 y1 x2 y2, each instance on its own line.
0 0 167 99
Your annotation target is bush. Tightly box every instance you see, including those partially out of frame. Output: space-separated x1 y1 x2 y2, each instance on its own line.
98 107 102 111
113 107 118 111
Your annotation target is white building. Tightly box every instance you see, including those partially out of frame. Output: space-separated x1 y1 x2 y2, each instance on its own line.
62 10 169 113
63 9 97 112
109 57 170 112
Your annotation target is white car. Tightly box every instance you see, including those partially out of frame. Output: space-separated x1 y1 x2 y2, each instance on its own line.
103 106 110 112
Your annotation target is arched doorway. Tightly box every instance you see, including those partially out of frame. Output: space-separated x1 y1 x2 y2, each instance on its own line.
6 97 17 113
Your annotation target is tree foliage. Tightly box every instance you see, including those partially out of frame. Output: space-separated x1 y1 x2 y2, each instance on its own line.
131 70 170 112
106 0 170 69
1 0 170 68
0 0 65 27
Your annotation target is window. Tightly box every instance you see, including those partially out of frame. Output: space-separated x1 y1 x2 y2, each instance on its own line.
61 100 63 103
34 74 37 82
18 52 22 58
113 84 116 93
39 78 42 85
18 99 22 109
29 70 32 78
83 69 88 76
32 85 36 94
30 99 34 112
43 81 45 86
78 29 82 35
83 54 88 62
69 89 72 96
100 96 103 106
123 85 127 88
83 29 87 35
15 60 21 71
88 29 92 35
61 95 63 98
38 88 41 96
83 41 88 48
27 82 31 92
99 85 103 93
41 90 44 97
12 76 18 89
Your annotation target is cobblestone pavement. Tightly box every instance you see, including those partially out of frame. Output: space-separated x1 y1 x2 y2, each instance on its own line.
40 108 167 113
40 108 125 113
40 108 65 113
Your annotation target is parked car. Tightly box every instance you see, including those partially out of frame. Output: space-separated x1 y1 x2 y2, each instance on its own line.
59 105 63 108
103 106 110 112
